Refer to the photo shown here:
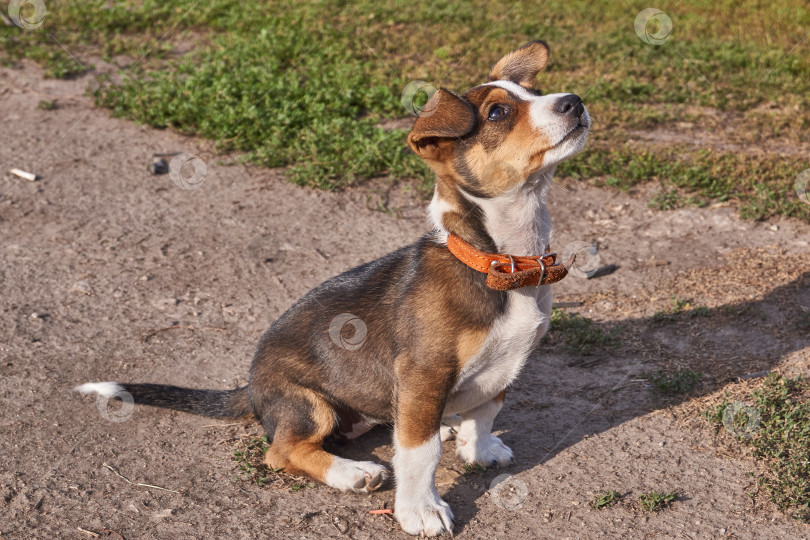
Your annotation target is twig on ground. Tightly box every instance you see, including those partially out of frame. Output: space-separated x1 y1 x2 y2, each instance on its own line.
143 325 195 342
9 168 37 182
77 527 99 538
102 462 181 494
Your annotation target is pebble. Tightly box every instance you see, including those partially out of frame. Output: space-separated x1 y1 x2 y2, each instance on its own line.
70 280 93 295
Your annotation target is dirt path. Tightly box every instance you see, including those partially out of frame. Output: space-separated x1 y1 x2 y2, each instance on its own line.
1 63 809 539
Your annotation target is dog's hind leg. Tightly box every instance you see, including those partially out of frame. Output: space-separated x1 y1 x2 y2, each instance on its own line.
454 390 514 468
261 388 388 493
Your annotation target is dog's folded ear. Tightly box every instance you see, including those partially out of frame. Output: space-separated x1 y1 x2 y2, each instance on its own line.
488 40 550 89
407 89 477 160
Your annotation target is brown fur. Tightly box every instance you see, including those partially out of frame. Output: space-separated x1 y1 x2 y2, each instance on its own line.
488 40 550 88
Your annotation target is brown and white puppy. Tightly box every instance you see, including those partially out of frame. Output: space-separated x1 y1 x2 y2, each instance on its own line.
76 41 589 537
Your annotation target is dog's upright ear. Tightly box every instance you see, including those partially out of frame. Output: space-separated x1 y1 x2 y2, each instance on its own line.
407 89 476 162
488 40 550 89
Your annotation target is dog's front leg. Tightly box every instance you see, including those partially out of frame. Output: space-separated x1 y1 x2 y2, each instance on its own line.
393 363 454 537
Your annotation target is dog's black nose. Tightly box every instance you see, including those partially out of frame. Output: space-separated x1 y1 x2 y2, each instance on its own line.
555 94 584 116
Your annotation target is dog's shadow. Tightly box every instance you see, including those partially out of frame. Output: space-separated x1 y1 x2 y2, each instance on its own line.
331 270 810 533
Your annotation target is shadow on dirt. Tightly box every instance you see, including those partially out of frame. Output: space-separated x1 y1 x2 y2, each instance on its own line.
332 270 810 531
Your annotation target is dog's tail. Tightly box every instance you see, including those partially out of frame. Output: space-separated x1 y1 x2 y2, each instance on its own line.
75 382 252 419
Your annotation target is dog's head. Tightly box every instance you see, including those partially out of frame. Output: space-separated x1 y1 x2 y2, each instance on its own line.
408 41 589 200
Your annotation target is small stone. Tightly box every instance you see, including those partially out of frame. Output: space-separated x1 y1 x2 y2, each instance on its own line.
333 517 349 534
70 280 93 295
152 298 179 309
149 157 169 175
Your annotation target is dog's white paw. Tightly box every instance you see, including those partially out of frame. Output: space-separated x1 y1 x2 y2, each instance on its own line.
396 493 454 537
456 434 513 468
325 459 389 493
440 424 457 442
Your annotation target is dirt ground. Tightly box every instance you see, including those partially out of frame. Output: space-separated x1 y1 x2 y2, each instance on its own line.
1 63 809 540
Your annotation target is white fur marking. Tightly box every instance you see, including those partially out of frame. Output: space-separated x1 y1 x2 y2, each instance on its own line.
426 186 455 242
325 457 388 493
74 382 124 397
342 420 375 440
394 435 454 536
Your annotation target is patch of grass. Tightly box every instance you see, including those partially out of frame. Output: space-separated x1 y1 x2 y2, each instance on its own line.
547 309 622 356
463 463 486 476
703 375 810 522
670 297 691 313
36 99 55 110
2 0 809 214
558 146 810 223
690 306 710 317
638 490 677 512
648 368 702 395
649 188 683 211
232 435 313 492
653 296 711 320
233 435 274 487
702 394 731 426
592 489 620 509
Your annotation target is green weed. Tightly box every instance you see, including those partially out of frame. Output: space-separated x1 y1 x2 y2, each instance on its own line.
547 309 622 356
703 375 810 522
648 369 702 395
638 490 677 512
592 489 620 509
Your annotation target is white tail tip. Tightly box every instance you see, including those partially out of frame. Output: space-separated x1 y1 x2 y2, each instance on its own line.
74 382 124 397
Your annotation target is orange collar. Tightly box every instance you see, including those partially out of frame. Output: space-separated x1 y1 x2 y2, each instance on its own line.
446 233 572 291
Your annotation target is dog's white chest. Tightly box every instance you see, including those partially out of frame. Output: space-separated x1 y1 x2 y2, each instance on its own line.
447 286 552 414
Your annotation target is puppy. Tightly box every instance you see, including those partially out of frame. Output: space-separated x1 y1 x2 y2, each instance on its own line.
77 41 589 537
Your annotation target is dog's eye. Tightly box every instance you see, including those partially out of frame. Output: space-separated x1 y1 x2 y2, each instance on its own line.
487 104 510 121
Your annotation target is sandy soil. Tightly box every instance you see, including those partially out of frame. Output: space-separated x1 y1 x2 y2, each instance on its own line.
1 63 809 540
